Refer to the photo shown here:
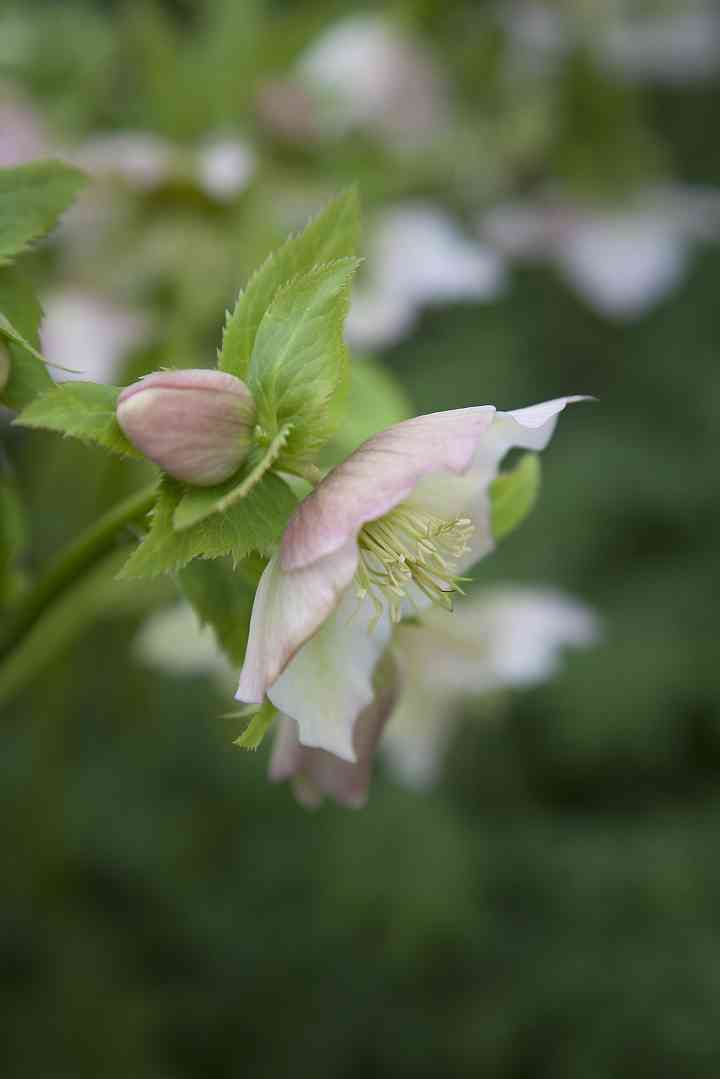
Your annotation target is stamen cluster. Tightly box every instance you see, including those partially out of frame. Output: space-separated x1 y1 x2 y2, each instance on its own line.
356 505 474 624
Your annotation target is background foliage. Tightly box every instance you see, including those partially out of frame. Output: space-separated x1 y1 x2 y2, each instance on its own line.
2 1 720 1075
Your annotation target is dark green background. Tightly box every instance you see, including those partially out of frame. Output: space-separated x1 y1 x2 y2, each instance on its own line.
2 2 719 1075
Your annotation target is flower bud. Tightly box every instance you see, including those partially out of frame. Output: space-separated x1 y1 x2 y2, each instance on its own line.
0 341 10 394
117 368 256 486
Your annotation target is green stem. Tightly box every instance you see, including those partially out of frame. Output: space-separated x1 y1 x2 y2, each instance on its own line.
0 482 157 662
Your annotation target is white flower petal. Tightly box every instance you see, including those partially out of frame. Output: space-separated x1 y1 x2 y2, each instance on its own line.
282 406 496 571
382 677 458 790
384 586 599 788
410 396 589 571
270 673 397 808
236 542 359 704
267 592 392 762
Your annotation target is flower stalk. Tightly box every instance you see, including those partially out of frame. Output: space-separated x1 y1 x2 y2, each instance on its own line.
0 482 158 665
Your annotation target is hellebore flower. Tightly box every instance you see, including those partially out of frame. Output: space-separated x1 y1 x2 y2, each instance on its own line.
236 396 587 783
383 587 599 789
117 368 256 486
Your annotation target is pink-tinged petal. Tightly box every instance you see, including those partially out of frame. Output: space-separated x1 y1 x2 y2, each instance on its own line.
266 592 392 761
270 673 398 808
410 395 591 572
281 406 496 571
492 395 592 454
235 542 359 705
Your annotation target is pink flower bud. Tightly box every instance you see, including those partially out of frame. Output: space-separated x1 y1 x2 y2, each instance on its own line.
117 369 255 486
0 341 10 394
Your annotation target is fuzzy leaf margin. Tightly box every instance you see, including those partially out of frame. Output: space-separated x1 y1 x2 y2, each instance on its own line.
14 382 141 457
0 160 86 266
118 473 297 579
219 188 359 380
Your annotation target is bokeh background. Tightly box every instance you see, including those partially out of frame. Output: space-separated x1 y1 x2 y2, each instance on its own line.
3 1 720 1075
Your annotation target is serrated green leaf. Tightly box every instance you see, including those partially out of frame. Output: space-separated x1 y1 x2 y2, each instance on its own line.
219 189 359 380
178 555 264 668
118 473 297 579
490 453 541 542
249 257 359 467
0 160 86 266
173 424 292 531
14 382 141 457
0 267 52 411
232 699 278 751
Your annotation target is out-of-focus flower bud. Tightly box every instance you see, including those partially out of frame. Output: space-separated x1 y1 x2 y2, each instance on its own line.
0 341 10 394
117 369 256 486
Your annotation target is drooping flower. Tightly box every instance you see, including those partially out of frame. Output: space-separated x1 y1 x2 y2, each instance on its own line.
236 396 588 775
383 587 599 789
481 187 720 319
117 368 256 486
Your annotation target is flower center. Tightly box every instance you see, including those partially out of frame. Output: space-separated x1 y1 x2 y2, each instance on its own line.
356 505 474 624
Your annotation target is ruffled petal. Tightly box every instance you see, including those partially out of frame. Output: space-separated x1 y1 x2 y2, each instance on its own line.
266 591 393 761
410 395 590 571
269 673 398 808
281 406 496 571
489 395 591 457
236 541 359 704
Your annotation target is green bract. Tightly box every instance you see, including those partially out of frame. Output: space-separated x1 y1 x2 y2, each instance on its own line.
490 453 541 541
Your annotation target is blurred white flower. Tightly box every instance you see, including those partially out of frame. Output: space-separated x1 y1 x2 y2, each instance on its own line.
71 129 256 202
482 187 720 319
194 136 256 201
603 6 720 84
298 15 450 148
73 132 176 190
347 204 505 349
383 587 599 788
135 602 233 683
0 92 51 166
502 1 720 84
40 289 148 384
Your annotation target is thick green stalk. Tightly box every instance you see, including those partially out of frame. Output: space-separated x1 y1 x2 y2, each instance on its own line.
0 482 157 662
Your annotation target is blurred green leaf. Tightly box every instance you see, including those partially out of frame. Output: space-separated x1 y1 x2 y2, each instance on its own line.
118 473 296 579
249 257 359 467
219 189 359 380
15 382 141 457
0 472 27 605
0 160 85 266
178 555 264 668
0 268 52 411
490 453 541 542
